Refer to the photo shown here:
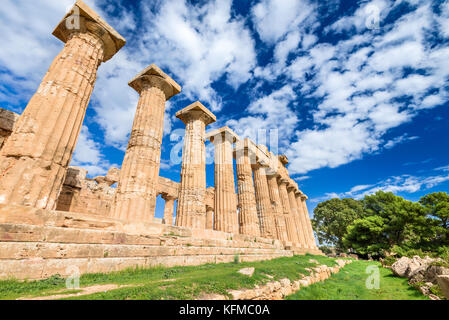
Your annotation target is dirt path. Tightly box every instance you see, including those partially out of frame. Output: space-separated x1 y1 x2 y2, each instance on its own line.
17 284 131 300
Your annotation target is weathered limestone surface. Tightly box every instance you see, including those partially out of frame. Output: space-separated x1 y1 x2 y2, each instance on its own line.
267 174 288 242
0 109 19 149
56 167 115 216
162 195 176 225
206 206 214 230
295 192 313 249
55 167 181 218
235 140 260 237
299 194 318 249
287 186 307 248
278 179 299 245
206 127 238 233
253 165 277 239
0 1 125 210
175 102 216 229
112 65 180 222
0 204 291 279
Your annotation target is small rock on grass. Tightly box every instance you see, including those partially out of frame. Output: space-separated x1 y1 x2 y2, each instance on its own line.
238 267 255 277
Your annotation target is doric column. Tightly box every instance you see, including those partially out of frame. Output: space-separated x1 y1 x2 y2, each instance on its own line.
299 194 318 249
0 1 125 210
206 127 239 234
206 206 214 230
252 164 277 239
162 195 176 226
111 65 181 222
235 139 260 237
278 178 299 244
295 191 313 248
175 102 216 229
267 174 288 242
287 186 307 248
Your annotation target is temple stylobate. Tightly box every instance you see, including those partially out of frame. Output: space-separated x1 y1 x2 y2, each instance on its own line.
0 0 321 281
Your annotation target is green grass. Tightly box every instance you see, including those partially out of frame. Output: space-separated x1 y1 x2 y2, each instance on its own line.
0 256 426 300
286 260 429 300
0 254 338 300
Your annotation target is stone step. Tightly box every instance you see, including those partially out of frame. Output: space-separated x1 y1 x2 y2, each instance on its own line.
0 223 284 250
0 253 293 280
0 204 283 246
0 242 292 260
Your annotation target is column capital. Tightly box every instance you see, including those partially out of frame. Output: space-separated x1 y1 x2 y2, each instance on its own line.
176 101 216 126
267 172 281 179
161 193 177 201
129 64 181 100
301 194 309 201
278 155 289 165
278 178 289 186
52 0 126 62
205 126 240 144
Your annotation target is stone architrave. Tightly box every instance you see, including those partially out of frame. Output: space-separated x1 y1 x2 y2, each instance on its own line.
299 194 318 249
206 206 214 230
252 164 277 239
235 139 260 237
278 178 299 245
175 102 216 229
267 174 288 242
0 0 125 210
162 194 176 226
111 65 181 222
287 186 308 248
206 127 239 234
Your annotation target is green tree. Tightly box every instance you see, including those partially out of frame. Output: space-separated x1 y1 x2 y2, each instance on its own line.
312 198 364 250
343 191 429 257
343 215 387 256
419 192 449 246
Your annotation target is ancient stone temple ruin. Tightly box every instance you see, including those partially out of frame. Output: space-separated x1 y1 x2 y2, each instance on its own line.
0 1 321 280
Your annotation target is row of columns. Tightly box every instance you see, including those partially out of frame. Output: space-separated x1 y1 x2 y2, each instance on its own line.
0 1 318 250
0 1 126 210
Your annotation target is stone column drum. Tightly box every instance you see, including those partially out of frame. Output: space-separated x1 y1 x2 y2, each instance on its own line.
206 206 214 230
175 102 216 229
287 186 308 248
252 164 277 239
278 178 299 244
267 174 288 242
0 1 125 210
206 127 239 234
235 139 260 237
295 191 313 249
111 65 181 222
162 194 176 226
299 194 318 249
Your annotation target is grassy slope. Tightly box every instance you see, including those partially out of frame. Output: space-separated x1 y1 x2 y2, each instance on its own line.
0 254 336 300
0 256 427 300
286 260 428 300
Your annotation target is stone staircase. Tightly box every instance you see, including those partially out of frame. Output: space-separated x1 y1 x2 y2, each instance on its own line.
0 204 301 280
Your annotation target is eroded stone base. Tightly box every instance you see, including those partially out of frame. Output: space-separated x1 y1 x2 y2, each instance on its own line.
0 204 321 280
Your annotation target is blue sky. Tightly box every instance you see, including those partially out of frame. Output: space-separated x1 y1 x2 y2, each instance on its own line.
0 0 448 219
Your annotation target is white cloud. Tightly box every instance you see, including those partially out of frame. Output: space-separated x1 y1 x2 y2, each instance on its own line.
139 0 256 111
313 170 449 202
435 165 449 172
384 134 419 149
325 0 393 34
71 126 115 177
0 0 74 107
226 85 299 147
251 0 315 43
274 0 449 174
